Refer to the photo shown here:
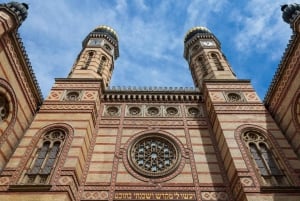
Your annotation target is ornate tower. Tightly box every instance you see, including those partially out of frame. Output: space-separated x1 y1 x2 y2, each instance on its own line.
184 27 236 88
69 26 119 88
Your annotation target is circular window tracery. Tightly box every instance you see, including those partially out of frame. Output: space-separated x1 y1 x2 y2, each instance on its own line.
188 107 199 116
147 107 159 116
107 106 119 116
66 91 80 101
166 107 178 116
129 107 141 115
227 93 241 102
128 134 181 178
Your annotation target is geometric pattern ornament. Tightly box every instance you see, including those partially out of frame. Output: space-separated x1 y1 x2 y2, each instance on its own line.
128 133 181 178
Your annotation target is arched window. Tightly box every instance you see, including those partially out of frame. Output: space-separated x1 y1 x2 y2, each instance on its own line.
211 53 224 70
82 51 94 69
197 56 208 76
97 56 107 74
26 130 65 184
242 131 288 186
0 94 8 122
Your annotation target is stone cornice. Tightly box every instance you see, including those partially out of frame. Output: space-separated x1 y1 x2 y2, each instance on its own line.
102 87 202 103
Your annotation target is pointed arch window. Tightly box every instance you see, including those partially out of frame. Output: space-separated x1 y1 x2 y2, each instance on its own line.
242 131 289 186
211 53 224 70
82 51 94 69
26 130 65 184
97 56 107 74
197 56 208 76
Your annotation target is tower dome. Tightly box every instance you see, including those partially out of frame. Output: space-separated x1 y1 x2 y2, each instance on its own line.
84 25 119 59
0 1 29 25
92 25 118 42
184 26 211 43
281 3 300 24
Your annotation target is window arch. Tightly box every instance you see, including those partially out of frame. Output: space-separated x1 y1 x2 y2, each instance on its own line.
242 131 288 186
97 55 108 74
211 53 224 70
197 55 208 76
82 51 95 69
25 129 66 184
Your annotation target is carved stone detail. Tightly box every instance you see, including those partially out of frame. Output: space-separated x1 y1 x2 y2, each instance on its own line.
82 191 109 200
103 105 121 117
224 91 246 103
209 92 226 102
240 177 254 187
201 192 228 201
63 90 83 101
47 91 63 100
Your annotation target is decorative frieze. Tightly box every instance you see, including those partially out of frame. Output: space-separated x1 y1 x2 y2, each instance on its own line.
102 104 205 118
201 191 228 201
82 191 109 200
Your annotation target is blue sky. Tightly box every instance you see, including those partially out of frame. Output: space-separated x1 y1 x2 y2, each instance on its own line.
14 0 295 99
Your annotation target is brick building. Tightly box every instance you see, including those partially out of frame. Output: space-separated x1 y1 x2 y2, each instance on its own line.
0 2 300 201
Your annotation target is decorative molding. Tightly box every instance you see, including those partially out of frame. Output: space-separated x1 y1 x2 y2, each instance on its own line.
3 35 41 111
213 105 266 112
102 90 203 103
82 190 109 200
0 78 18 146
201 191 228 201
103 104 205 118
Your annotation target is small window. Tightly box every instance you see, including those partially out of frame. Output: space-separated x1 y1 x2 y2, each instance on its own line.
104 44 112 51
211 53 224 70
65 91 81 101
197 56 208 76
0 95 8 122
82 51 94 69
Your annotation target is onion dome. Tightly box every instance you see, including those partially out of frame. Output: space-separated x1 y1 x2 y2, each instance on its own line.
84 25 119 59
184 26 211 43
92 25 118 42
281 3 300 24
0 2 28 25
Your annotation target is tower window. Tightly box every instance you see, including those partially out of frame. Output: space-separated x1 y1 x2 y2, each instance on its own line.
26 130 65 184
211 53 224 70
197 56 208 76
65 91 81 101
242 131 289 186
82 51 94 69
98 56 108 74
104 44 112 51
0 95 8 122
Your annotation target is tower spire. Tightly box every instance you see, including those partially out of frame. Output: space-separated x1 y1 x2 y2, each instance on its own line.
184 26 236 88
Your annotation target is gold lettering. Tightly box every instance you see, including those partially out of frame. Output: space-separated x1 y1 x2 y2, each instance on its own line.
155 193 162 199
115 191 195 200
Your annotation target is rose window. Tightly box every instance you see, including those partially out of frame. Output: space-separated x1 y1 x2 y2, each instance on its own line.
128 134 180 177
